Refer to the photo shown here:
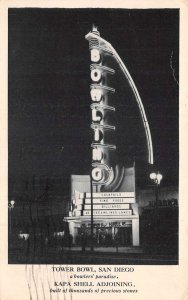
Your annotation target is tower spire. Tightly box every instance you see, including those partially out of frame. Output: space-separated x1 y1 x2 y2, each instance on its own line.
92 24 100 36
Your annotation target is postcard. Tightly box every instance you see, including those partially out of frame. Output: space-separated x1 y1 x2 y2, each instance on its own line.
0 0 188 299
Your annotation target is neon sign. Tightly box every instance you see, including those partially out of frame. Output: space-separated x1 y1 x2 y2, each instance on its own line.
88 26 116 186
86 27 154 166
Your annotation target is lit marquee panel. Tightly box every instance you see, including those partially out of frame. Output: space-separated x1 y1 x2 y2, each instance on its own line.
70 190 135 217
83 210 132 216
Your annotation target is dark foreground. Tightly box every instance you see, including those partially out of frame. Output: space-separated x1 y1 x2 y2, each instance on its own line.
9 245 178 265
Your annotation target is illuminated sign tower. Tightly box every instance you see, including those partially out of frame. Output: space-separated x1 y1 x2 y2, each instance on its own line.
89 26 116 189
64 26 154 247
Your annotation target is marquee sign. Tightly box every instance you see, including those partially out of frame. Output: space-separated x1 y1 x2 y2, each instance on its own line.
71 189 135 217
83 210 132 216
84 198 135 204
85 192 135 198
84 203 130 210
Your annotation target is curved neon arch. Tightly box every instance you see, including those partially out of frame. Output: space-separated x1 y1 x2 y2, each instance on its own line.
86 32 154 165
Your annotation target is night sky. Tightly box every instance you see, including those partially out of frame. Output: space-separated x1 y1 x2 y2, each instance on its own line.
8 8 179 200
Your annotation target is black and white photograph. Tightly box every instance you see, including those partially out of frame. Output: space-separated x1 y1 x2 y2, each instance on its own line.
8 8 179 265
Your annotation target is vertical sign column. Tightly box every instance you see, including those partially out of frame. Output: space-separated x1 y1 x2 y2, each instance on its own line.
88 26 116 189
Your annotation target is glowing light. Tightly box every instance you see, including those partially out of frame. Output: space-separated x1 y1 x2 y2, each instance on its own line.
150 173 156 180
91 68 102 82
92 108 103 122
94 128 103 142
156 173 163 184
19 233 29 240
91 163 113 185
91 48 100 63
150 172 163 185
90 89 102 102
92 24 98 32
86 31 154 165
92 167 103 181
92 148 103 161
9 200 15 208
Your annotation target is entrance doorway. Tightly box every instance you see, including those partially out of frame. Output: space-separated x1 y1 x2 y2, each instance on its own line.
95 227 112 246
115 226 132 246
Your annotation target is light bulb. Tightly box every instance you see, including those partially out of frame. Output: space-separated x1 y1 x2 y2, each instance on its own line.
150 172 156 180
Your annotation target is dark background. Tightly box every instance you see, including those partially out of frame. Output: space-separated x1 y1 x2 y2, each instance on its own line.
8 8 179 202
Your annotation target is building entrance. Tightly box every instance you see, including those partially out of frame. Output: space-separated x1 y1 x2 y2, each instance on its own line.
114 226 132 246
75 224 133 247
65 175 140 247
95 227 112 246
